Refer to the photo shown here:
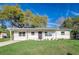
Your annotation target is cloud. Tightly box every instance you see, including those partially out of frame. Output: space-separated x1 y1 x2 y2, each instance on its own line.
48 23 59 26
47 22 60 28
71 11 79 15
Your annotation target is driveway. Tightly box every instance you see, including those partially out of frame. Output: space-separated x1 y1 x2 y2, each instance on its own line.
0 40 22 47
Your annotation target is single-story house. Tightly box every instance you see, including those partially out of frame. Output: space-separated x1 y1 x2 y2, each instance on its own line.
7 28 71 40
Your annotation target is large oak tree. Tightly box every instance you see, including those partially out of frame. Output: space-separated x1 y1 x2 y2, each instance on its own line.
0 4 48 28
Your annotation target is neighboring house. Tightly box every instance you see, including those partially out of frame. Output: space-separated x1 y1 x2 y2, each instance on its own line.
7 28 71 40
0 32 7 38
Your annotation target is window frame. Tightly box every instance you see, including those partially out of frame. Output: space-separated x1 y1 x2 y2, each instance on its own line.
31 32 35 35
61 31 65 35
45 32 52 36
19 32 25 36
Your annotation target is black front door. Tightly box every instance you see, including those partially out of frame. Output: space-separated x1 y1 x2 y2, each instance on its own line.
38 31 42 39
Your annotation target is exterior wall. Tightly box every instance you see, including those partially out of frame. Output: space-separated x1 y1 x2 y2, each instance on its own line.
0 34 3 38
13 30 70 40
13 31 39 40
43 31 56 40
13 31 28 40
55 31 70 39
28 31 38 40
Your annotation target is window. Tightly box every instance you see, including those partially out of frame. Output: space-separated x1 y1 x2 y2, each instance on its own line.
45 32 52 36
61 31 65 35
45 32 48 36
19 32 25 36
31 32 35 35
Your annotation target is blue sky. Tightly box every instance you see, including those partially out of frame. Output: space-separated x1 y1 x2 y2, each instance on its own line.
0 3 79 28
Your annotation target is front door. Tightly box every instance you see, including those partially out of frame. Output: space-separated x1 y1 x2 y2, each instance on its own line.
38 31 42 39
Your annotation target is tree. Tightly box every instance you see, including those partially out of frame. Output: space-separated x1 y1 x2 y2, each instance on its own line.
24 9 34 27
73 17 79 30
62 17 73 29
61 16 79 39
0 4 48 28
31 15 48 27
23 9 48 28
0 4 25 27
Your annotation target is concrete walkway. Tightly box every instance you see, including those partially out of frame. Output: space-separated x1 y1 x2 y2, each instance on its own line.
0 40 22 47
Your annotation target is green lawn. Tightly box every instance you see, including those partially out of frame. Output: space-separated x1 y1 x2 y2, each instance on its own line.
0 39 79 55
0 38 10 42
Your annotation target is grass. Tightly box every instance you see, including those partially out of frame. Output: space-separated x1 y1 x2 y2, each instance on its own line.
0 38 10 42
0 39 79 55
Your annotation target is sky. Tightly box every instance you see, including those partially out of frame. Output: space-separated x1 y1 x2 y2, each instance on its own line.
0 3 79 28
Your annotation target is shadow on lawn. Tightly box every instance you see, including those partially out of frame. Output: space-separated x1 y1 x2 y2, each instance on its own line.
66 52 72 55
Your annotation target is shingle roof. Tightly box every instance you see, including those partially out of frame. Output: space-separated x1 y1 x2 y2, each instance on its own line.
7 28 72 31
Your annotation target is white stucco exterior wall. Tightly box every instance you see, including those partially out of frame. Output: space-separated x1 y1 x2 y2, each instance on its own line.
13 31 28 40
13 30 70 40
55 31 70 39
43 31 56 40
28 31 38 40
0 34 3 38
